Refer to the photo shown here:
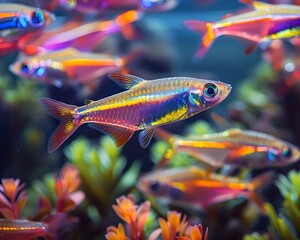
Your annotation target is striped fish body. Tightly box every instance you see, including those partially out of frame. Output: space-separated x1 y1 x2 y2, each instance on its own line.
9 48 138 88
184 1 300 58
137 166 273 212
0 4 54 42
0 219 46 240
39 73 231 152
156 128 300 168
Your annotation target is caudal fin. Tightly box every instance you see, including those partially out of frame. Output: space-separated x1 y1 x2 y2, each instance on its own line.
248 171 274 214
115 10 142 40
183 20 216 58
38 98 79 153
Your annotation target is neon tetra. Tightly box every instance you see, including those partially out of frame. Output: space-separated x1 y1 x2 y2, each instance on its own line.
39 73 231 152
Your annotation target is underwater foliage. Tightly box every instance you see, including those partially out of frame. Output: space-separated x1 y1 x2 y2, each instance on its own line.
264 170 300 240
243 233 269 240
0 164 84 239
106 194 208 240
0 179 27 219
27 163 84 219
64 136 141 217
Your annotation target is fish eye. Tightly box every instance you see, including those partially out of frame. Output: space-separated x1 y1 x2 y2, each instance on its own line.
149 181 161 193
282 147 293 158
168 187 183 200
268 148 280 162
31 9 44 27
203 83 218 98
21 63 30 74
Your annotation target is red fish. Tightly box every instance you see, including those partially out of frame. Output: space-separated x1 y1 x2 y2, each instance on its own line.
18 11 140 56
138 167 273 212
184 1 300 58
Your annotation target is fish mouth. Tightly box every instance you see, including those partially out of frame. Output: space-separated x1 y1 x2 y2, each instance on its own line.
226 84 232 94
8 63 18 75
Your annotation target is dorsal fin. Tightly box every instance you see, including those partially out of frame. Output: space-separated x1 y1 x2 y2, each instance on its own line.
108 73 145 89
222 13 234 20
252 1 271 10
240 0 270 10
84 99 93 105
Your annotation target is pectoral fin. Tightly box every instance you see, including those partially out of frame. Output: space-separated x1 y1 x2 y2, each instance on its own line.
139 128 155 148
88 123 134 147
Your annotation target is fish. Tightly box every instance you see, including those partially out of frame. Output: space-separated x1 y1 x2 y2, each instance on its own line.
0 219 47 240
17 10 140 56
53 0 177 13
0 214 67 240
137 166 273 212
0 4 55 42
9 48 140 90
38 73 231 152
184 1 300 58
155 128 300 168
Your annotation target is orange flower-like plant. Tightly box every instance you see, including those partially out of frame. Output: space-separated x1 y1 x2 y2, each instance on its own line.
0 179 28 219
112 194 150 240
55 164 85 213
106 195 208 240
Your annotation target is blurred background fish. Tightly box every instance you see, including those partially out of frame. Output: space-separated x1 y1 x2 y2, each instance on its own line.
137 166 272 212
45 0 177 13
155 127 300 168
17 10 140 56
9 48 141 94
184 1 300 58
0 3 55 42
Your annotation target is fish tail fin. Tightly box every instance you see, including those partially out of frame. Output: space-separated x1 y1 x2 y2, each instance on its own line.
38 97 79 153
116 10 142 40
155 128 178 168
248 172 274 214
122 49 143 68
183 20 216 58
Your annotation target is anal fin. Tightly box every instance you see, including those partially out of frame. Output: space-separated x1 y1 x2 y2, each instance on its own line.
88 123 134 147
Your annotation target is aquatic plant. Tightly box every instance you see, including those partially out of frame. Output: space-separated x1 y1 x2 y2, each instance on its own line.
106 194 208 240
27 163 84 220
243 233 269 240
263 170 300 240
0 179 27 219
0 164 84 239
64 136 141 217
242 170 300 240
